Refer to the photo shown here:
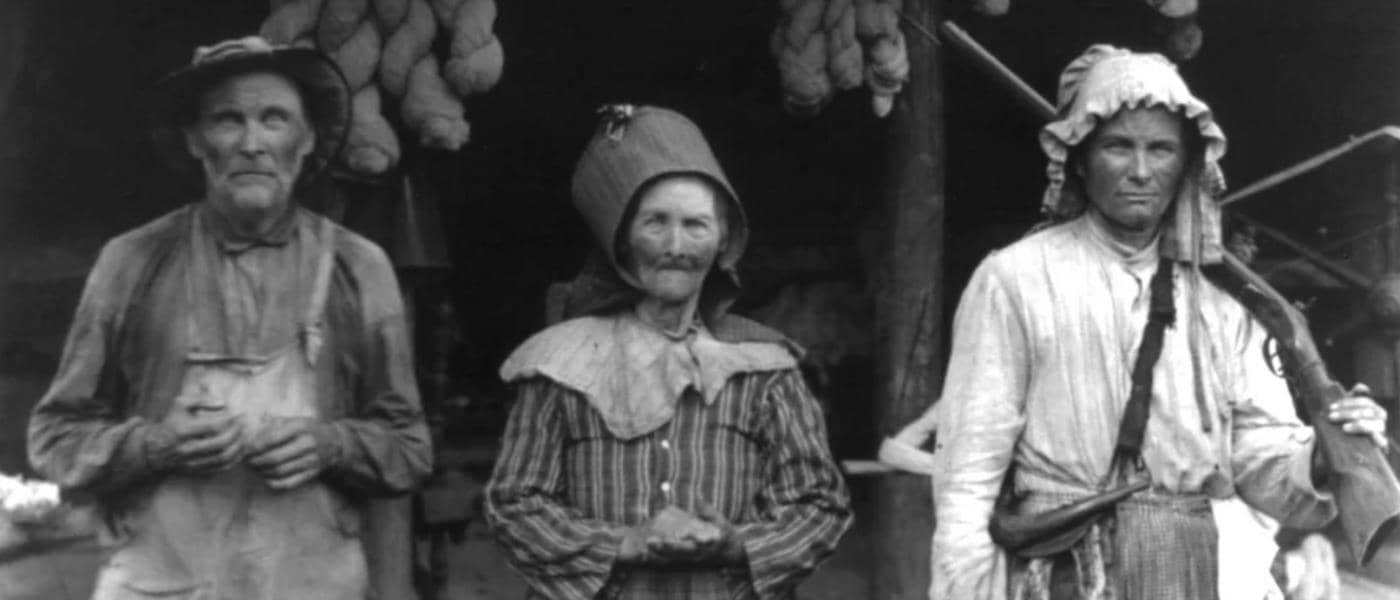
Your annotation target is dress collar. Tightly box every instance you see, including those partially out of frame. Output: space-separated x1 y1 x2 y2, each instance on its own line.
499 312 798 439
632 305 702 342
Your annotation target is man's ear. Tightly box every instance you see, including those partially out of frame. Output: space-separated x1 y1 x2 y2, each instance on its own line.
183 127 204 161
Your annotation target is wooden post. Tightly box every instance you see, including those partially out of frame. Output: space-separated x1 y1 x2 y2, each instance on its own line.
871 0 943 597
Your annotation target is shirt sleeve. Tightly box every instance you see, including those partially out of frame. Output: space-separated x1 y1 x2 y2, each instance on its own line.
1229 314 1337 530
320 312 433 496
28 240 162 496
732 370 853 600
485 379 630 600
320 245 432 496
930 255 1029 600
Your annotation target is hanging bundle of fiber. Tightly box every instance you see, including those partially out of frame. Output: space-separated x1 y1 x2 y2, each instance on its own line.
433 0 505 97
402 44 473 149
261 0 326 47
377 0 430 95
971 0 1010 17
1147 0 1196 18
824 0 864 91
258 0 501 176
771 0 834 117
854 0 908 117
965 0 1200 61
321 0 402 174
1162 17 1202 61
1142 0 1203 61
381 0 472 150
771 0 910 118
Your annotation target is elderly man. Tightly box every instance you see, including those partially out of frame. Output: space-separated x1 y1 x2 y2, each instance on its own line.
27 37 431 599
486 105 852 599
930 46 1390 599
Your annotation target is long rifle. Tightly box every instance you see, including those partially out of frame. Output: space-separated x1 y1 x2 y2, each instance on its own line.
1204 253 1400 564
933 21 1400 565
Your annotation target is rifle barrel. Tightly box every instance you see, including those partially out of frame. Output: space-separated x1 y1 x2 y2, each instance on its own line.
936 21 1055 121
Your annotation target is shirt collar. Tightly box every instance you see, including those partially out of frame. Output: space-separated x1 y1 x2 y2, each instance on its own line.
1081 210 1160 268
201 203 298 254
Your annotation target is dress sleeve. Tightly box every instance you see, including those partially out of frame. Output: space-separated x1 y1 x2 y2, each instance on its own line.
930 255 1030 600
484 379 631 600
731 370 853 600
1228 314 1337 530
28 241 161 495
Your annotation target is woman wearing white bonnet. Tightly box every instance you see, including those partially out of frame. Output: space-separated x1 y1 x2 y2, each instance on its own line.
926 44 1389 600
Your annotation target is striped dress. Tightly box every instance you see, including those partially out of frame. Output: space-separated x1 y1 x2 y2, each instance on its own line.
486 353 851 599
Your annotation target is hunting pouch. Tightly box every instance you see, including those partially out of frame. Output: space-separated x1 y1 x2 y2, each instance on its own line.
989 258 1174 558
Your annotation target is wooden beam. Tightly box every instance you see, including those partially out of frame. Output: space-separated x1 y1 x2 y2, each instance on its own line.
870 0 943 597
1220 127 1400 208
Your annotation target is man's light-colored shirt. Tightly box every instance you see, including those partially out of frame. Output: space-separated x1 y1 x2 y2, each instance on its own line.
28 202 431 502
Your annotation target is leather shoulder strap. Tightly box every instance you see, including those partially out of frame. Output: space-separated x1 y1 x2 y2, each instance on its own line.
1114 258 1176 461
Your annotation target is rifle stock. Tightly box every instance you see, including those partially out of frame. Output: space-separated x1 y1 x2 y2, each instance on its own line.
1206 252 1400 565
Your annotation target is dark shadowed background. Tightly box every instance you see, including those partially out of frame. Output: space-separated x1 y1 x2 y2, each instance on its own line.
1 0 1397 475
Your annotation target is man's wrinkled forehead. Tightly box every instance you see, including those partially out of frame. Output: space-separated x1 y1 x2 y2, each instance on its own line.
186 69 308 123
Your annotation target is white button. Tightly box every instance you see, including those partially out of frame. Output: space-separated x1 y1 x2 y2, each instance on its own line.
660 440 671 450
660 482 672 493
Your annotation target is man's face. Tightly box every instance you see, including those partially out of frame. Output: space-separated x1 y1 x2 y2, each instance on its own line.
1079 106 1188 234
184 71 314 218
624 176 726 306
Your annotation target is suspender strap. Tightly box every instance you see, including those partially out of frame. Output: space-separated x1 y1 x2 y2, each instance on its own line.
300 216 337 365
1114 257 1175 460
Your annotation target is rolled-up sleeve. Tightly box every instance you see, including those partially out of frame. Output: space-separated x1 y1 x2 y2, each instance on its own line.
485 380 628 600
733 371 852 600
930 256 1029 600
1229 316 1337 530
28 241 161 496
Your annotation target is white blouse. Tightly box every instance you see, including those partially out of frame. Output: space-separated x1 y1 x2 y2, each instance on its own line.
929 214 1336 599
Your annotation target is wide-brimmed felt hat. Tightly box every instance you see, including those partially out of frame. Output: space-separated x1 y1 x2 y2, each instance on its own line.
148 36 351 183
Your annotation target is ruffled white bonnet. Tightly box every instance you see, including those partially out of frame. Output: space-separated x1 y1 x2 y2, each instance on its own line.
1040 45 1228 263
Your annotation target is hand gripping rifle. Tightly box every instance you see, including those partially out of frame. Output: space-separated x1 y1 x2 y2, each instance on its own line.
1203 253 1400 564
932 20 1400 564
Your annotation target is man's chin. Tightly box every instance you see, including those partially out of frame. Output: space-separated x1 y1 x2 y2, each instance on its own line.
218 186 289 214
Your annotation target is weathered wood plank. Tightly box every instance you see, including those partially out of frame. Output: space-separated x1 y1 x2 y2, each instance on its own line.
870 0 943 597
